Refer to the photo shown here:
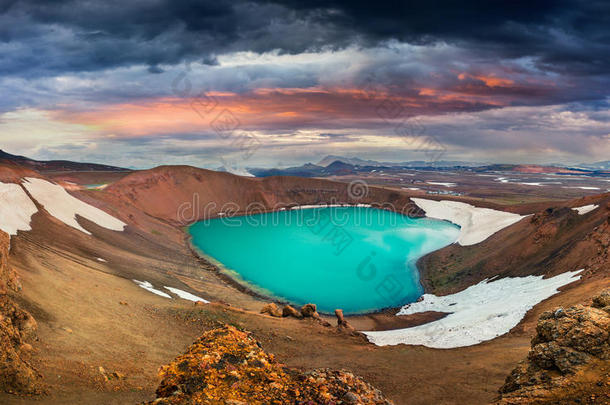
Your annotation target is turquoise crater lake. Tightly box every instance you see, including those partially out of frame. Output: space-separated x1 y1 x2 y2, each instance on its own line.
189 207 460 314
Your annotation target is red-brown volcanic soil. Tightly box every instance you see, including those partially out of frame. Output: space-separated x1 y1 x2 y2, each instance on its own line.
0 163 608 405
104 165 424 225
419 194 610 295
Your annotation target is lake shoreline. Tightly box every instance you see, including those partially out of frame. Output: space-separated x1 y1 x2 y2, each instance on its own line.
187 234 450 332
184 206 460 330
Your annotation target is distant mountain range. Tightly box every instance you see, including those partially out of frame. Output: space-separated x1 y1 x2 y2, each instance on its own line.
316 155 487 168
0 149 129 173
2 149 608 178
249 155 610 178
576 161 610 170
250 155 490 177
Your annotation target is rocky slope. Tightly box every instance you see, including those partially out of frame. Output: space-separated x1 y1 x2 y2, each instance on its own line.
583 219 610 275
494 290 610 404
419 195 610 295
105 165 420 225
0 230 42 394
1 158 608 404
0 163 41 183
145 325 393 405
105 165 610 299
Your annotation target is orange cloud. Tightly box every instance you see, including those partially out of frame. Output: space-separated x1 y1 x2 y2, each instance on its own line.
51 85 514 138
458 72 514 87
418 88 437 96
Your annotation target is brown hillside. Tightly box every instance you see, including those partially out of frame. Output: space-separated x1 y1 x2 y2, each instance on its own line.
419 194 610 295
0 163 42 183
0 162 607 405
105 165 420 224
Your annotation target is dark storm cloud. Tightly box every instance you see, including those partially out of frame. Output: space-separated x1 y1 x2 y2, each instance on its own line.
1 0 608 78
1 0 608 169
0 0 349 77
270 0 610 75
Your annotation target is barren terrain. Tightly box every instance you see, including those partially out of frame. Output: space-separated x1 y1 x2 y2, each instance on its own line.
0 162 608 404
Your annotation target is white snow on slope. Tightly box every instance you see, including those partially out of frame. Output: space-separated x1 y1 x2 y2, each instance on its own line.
411 198 525 246
164 286 210 303
220 166 255 177
572 204 599 215
291 204 372 210
133 280 171 298
0 182 38 236
364 269 582 349
22 178 126 235
564 186 601 190
426 182 457 187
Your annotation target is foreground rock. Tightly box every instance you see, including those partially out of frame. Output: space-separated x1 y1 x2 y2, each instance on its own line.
301 303 320 319
593 290 610 311
260 302 282 317
493 290 610 404
145 325 393 404
336 309 356 332
0 231 43 394
282 305 302 318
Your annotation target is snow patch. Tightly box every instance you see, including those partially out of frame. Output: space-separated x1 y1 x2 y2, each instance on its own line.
96 257 107 263
133 280 171 298
22 178 126 235
364 270 583 349
164 286 210 303
221 167 254 177
0 182 38 236
564 186 601 190
426 182 457 187
411 198 525 246
495 177 519 184
572 204 599 215
291 203 371 210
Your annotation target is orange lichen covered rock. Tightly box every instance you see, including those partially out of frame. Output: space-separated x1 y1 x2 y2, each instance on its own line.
146 325 393 404
494 290 610 404
0 230 43 394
